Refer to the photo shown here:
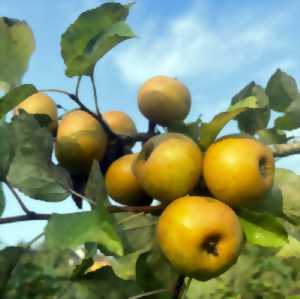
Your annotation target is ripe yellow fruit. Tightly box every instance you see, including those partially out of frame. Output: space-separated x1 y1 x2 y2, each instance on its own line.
138 76 191 126
203 137 275 206
133 133 202 204
103 110 137 136
55 110 107 174
14 92 58 133
105 154 152 206
156 196 243 281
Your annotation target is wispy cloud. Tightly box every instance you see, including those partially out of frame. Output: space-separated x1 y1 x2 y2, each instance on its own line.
113 1 299 86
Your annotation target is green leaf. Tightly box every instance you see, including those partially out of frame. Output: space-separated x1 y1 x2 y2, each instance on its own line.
136 242 178 298
266 69 299 112
199 96 259 150
0 84 37 118
111 246 151 281
115 212 157 254
167 117 202 143
231 82 270 134
238 208 288 248
45 208 124 256
275 168 300 222
275 97 300 130
85 160 108 204
0 183 5 216
0 246 26 295
0 17 35 91
7 113 71 201
276 235 300 259
0 121 14 180
61 2 135 77
257 127 287 144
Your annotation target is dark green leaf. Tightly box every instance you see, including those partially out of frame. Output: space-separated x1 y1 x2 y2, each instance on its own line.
231 82 270 134
0 246 26 295
0 183 5 216
45 208 124 256
7 113 71 201
61 2 135 77
199 96 259 150
257 127 287 144
0 17 35 91
238 208 288 248
115 212 157 254
85 160 108 204
0 121 14 180
275 168 300 222
275 97 300 130
0 84 37 118
167 117 202 143
266 69 298 112
136 242 178 299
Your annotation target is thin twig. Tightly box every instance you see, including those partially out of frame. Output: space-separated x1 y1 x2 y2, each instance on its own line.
90 71 101 116
0 213 51 224
107 204 163 214
6 181 31 215
75 76 82 97
27 232 45 248
129 288 171 299
271 141 300 157
181 278 192 299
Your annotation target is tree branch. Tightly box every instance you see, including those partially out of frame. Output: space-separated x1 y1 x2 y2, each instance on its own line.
271 141 300 157
0 213 51 224
172 275 186 299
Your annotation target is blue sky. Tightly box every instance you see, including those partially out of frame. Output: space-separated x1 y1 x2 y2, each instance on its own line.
1 0 300 246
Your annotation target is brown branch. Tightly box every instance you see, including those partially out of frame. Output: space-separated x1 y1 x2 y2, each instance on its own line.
0 213 51 224
108 204 163 213
271 141 300 157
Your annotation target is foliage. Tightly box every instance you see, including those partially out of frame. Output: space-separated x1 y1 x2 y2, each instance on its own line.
0 1 300 299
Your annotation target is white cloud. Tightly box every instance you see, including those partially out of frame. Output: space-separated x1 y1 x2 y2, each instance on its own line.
113 2 298 86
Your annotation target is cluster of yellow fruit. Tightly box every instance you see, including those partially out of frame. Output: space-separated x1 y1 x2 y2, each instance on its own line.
14 75 275 281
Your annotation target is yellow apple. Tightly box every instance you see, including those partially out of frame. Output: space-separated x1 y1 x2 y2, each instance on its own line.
103 110 137 136
203 137 275 206
138 76 191 126
156 195 243 280
14 92 58 133
55 110 107 174
133 133 202 204
105 153 152 206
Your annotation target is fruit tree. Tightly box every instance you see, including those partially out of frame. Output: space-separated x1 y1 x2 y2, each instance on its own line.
1 2 300 299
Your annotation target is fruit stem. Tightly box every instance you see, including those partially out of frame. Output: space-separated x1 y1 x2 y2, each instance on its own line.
90 70 101 117
75 76 82 97
172 275 185 299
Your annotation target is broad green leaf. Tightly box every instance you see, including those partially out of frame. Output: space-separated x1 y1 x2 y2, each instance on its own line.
238 208 288 248
61 2 135 77
266 69 298 112
0 183 5 216
0 17 35 90
245 186 284 218
231 82 270 134
45 208 123 256
0 84 37 118
136 242 178 299
0 246 26 295
276 235 300 259
0 121 14 180
167 117 202 143
7 113 71 201
62 267 141 299
199 96 259 150
85 160 108 204
111 246 151 281
115 212 157 254
275 97 300 130
275 168 300 222
257 127 287 144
